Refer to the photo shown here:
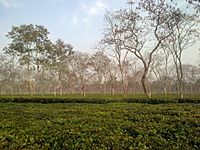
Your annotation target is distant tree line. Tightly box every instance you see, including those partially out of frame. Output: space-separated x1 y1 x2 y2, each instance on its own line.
1 0 200 98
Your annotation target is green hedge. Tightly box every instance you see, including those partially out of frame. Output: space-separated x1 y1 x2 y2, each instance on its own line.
124 98 200 104
0 96 199 104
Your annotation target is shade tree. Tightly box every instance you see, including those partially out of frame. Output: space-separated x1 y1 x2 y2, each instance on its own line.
102 0 179 98
45 39 74 95
161 9 200 98
91 51 111 94
101 15 130 97
4 24 51 95
69 52 96 96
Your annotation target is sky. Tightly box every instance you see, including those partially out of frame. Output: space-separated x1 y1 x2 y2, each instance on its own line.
0 0 199 65
0 0 123 52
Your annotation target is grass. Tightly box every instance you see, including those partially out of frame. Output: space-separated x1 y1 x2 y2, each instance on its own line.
0 101 200 149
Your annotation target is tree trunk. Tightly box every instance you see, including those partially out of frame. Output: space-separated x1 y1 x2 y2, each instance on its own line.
111 83 115 96
29 80 35 96
54 87 56 96
119 64 128 98
141 70 151 98
179 80 184 99
103 83 106 95
103 78 107 95
176 59 184 99
179 60 184 99
12 80 15 95
99 81 103 94
122 82 128 98
163 86 167 96
81 84 86 96
60 82 63 96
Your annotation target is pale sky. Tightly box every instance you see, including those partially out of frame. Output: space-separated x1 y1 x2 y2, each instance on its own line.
0 0 199 65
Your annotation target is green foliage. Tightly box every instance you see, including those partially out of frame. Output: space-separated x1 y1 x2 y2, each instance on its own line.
0 94 199 104
4 24 51 67
0 102 199 149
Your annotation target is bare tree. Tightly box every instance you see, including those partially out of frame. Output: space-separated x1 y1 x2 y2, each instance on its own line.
162 10 199 98
0 55 20 94
182 64 200 94
103 0 177 98
107 62 118 96
151 49 172 95
127 58 142 94
91 51 111 94
102 12 130 97
70 52 95 96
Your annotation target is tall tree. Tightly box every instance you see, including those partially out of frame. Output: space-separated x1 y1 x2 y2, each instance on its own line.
91 51 111 94
45 39 73 95
0 55 20 94
103 0 177 98
162 10 199 98
4 24 50 95
182 64 200 93
102 11 130 97
152 49 172 95
70 52 95 96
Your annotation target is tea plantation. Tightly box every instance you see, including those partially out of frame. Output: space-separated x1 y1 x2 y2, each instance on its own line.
0 95 200 149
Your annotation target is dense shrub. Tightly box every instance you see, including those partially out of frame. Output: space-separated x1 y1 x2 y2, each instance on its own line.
0 95 199 104
0 103 199 149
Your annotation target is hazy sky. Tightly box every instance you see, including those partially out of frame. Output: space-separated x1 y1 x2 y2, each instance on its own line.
0 0 199 65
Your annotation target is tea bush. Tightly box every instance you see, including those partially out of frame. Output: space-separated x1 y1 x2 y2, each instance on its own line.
0 94 199 104
0 102 199 149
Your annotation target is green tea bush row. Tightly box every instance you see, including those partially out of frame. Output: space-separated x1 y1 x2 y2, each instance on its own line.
0 97 113 104
0 103 199 149
124 98 200 104
0 96 199 104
